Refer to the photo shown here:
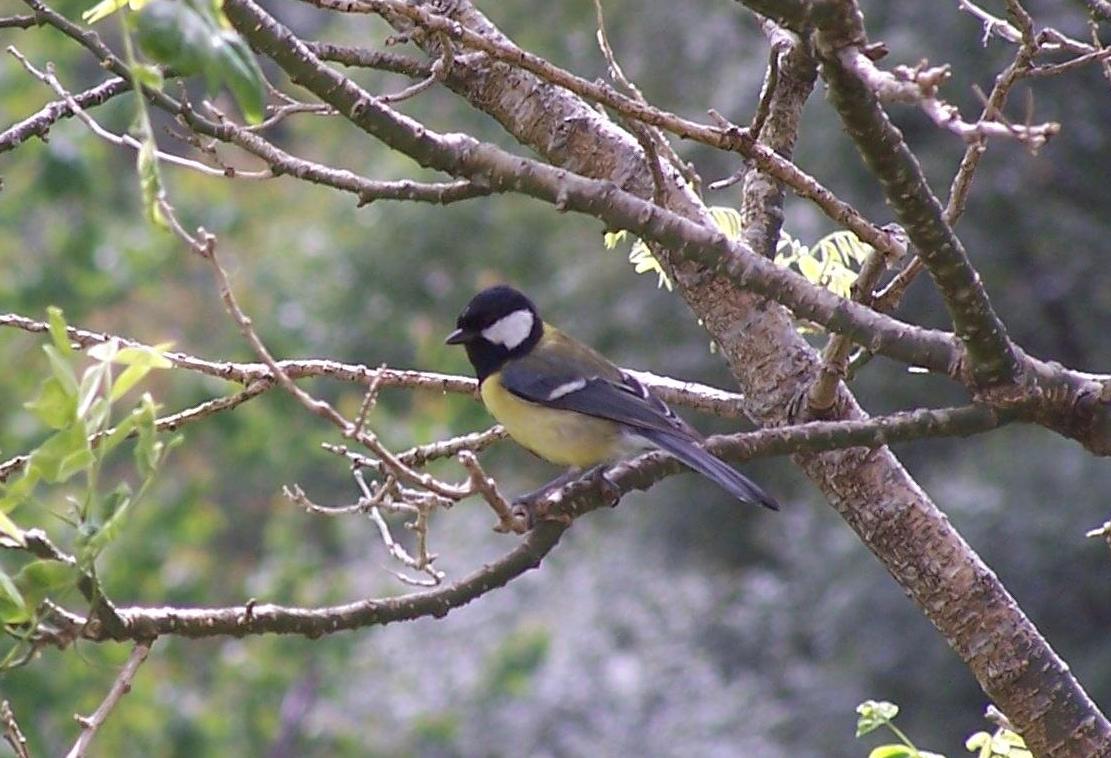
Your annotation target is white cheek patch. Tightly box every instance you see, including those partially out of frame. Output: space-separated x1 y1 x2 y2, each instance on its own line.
546 378 586 400
481 309 535 349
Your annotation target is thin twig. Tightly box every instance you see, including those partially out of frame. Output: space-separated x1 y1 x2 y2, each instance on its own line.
353 470 444 584
806 243 897 415
65 640 154 758
379 29 453 103
872 0 1042 313
324 425 507 471
1 701 30 758
957 0 1023 44
197 99 492 205
0 382 268 483
247 100 335 131
0 13 37 28
0 75 130 153
6 47 269 179
306 40 433 77
378 72 438 103
458 450 524 533
841 50 1059 149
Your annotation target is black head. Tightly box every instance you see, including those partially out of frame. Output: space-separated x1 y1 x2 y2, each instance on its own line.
445 285 543 381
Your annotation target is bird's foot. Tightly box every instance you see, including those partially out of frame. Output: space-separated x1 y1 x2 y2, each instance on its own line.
588 465 622 507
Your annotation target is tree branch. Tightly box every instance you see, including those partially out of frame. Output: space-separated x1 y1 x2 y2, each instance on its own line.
219 0 965 378
812 19 1021 388
64 640 154 758
0 701 29 758
66 522 568 640
305 0 906 263
37 401 1009 642
305 40 432 77
0 75 130 153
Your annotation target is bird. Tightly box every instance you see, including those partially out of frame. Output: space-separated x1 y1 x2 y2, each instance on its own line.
445 284 779 510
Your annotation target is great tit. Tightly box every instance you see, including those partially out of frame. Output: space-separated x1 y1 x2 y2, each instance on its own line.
445 285 779 510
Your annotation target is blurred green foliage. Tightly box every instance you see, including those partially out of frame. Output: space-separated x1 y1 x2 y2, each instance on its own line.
2 0 1111 755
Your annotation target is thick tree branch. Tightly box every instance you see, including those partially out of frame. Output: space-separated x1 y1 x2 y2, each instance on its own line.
814 35 1021 387
229 0 1111 454
305 0 905 263
201 107 492 204
218 0 963 378
0 311 754 416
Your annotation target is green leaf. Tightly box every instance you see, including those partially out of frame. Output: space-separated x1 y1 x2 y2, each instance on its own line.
15 560 77 607
798 253 823 284
86 338 120 363
85 397 111 433
46 306 73 356
213 30 267 125
868 746 915 758
0 470 39 515
856 700 900 737
135 0 213 76
82 0 129 24
995 729 1028 748
99 406 146 457
134 393 161 478
989 729 1031 757
112 364 153 402
101 481 133 522
42 344 79 399
131 62 164 91
601 224 675 290
137 137 169 229
815 229 872 265
28 422 94 484
628 240 672 290
0 570 29 624
773 232 803 267
826 263 857 299
707 206 743 240
111 343 173 368
965 732 991 753
85 483 133 557
603 229 628 249
0 511 23 546
108 344 173 401
24 376 77 429
77 361 110 421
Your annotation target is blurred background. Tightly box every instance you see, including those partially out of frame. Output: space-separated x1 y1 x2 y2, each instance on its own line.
2 0 1110 755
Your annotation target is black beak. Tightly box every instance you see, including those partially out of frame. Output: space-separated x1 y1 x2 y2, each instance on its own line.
445 327 473 345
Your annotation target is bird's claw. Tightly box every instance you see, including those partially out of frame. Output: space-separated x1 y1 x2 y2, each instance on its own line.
589 466 622 507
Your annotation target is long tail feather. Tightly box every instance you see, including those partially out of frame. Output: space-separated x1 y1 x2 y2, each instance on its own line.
641 430 780 510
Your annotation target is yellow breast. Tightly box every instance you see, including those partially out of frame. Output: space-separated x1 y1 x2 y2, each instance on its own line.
481 373 620 468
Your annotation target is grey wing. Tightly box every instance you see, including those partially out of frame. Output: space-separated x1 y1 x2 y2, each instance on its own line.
501 356 780 510
500 355 688 437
